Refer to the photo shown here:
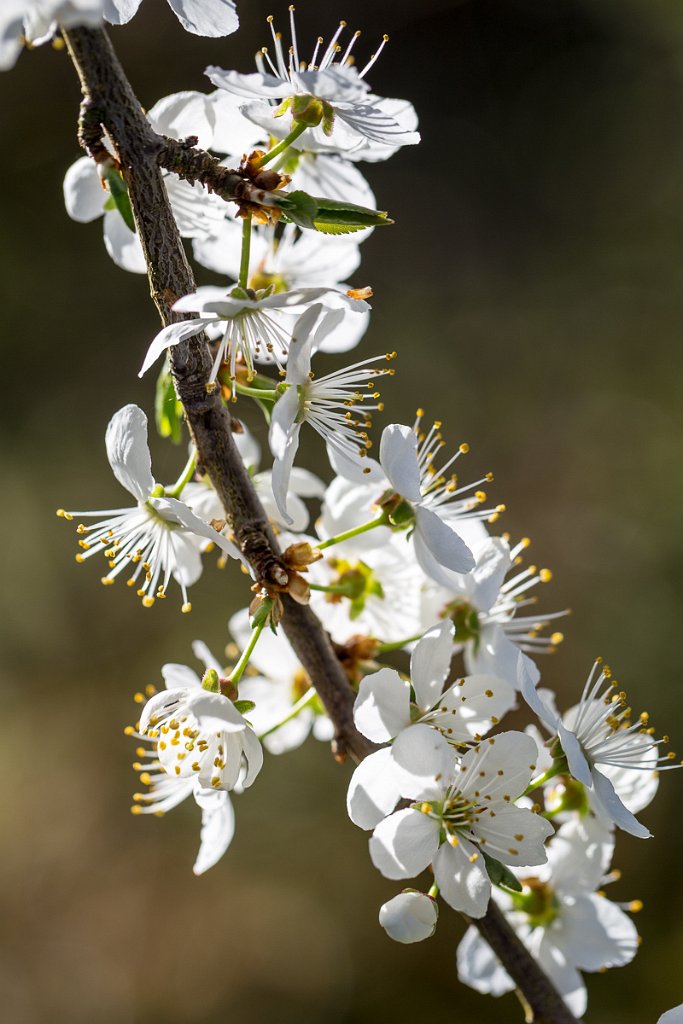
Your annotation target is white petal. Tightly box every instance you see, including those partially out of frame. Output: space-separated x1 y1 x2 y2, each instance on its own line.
63 156 104 223
285 304 323 384
536 939 587 1019
433 837 490 917
346 748 403 830
206 66 292 101
147 90 215 147
138 318 212 377
186 691 248 732
105 404 154 501
369 808 440 880
390 724 454 800
191 640 223 674
410 620 455 710
518 653 560 731
152 496 244 562
474 804 553 866
457 926 515 996
161 663 202 690
379 424 422 501
468 538 512 612
558 721 593 787
415 506 476 576
430 674 516 743
547 817 614 895
268 391 301 525
239 726 264 788
659 1007 683 1024
288 467 325 498
166 0 238 36
103 0 143 24
353 667 411 743
102 209 146 274
192 787 236 875
558 893 638 971
467 625 537 690
379 891 438 944
459 731 539 803
591 767 652 839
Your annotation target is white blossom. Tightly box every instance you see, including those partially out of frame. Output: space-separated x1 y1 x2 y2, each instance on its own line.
139 676 263 792
379 890 438 944
206 11 420 152
457 818 640 1017
127 642 236 874
1 1 104 71
366 727 553 917
347 622 516 830
138 284 368 385
57 404 241 610
659 1007 683 1024
520 657 678 838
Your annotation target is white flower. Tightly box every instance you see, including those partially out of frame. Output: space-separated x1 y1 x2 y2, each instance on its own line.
520 657 678 838
127 641 236 874
268 304 392 523
1 1 104 71
457 818 640 1017
206 11 420 152
422 530 567 687
379 891 438 944
138 284 368 385
362 416 503 584
139 676 263 793
229 608 333 754
347 622 516 830
193 222 370 355
366 727 553 917
57 404 241 610
104 0 238 38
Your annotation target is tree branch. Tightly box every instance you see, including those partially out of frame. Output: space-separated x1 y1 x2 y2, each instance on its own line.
61 24 578 1024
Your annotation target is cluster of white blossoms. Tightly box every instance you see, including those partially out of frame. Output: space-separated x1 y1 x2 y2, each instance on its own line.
40 4 681 1019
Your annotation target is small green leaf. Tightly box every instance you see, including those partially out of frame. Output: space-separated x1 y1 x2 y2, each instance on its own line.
101 165 136 232
233 699 256 715
250 596 275 630
155 364 184 444
279 190 392 232
482 850 523 892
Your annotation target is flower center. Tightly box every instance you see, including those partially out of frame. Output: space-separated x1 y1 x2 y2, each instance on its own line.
326 558 385 617
440 599 481 645
512 877 559 927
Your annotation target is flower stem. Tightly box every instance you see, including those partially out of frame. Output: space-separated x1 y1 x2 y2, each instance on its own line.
309 582 356 597
166 449 197 498
238 215 252 290
253 121 308 169
228 617 266 687
317 513 388 551
257 686 318 740
235 381 280 400
376 632 424 653
523 760 567 797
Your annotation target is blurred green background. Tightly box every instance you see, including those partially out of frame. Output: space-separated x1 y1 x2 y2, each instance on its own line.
1 0 682 1020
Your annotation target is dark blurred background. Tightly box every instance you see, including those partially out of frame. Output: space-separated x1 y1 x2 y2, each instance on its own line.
1 0 682 1020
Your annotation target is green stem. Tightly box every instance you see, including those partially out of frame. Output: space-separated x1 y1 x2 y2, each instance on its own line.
228 617 266 687
317 513 388 551
166 449 197 498
309 582 357 597
253 121 308 169
376 632 424 653
238 215 252 290
523 759 567 797
235 381 280 400
257 686 317 740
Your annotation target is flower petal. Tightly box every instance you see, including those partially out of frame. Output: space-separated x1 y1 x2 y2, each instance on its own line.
268 390 302 526
192 787 236 875
590 767 652 839
105 404 155 502
353 667 411 743
103 0 144 25
518 654 560 731
558 893 639 971
390 724 454 800
102 209 147 273
433 837 490 917
379 424 422 501
346 748 403 830
415 506 476 576
457 925 516 996
410 620 455 710
166 0 238 36
63 156 104 223
138 318 213 376
369 808 440 880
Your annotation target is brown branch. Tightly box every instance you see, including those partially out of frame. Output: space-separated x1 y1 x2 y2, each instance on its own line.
61 24 578 1024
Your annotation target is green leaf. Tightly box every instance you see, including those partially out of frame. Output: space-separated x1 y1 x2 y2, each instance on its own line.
279 190 393 232
233 699 256 715
101 165 136 233
250 596 275 630
482 850 523 892
155 364 184 444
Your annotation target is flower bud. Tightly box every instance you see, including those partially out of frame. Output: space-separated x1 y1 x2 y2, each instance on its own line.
379 890 438 944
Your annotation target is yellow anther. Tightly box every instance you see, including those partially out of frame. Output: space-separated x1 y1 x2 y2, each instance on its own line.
474 490 487 503
459 443 470 454
130 805 142 815
101 576 114 586
75 553 85 563
139 772 152 785
56 509 73 520
142 595 155 608
182 602 192 614
539 568 553 583
629 900 644 913
551 632 564 645
123 726 135 736
419 802 433 814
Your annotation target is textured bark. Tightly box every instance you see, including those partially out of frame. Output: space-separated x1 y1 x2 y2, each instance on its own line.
61 24 578 1023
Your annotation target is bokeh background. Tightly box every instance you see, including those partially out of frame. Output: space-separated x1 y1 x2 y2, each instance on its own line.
1 0 682 1020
